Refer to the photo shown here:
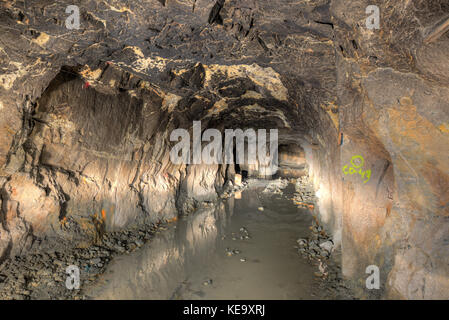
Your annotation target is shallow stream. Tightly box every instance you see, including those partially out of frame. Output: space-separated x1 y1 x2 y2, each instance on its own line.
86 181 322 299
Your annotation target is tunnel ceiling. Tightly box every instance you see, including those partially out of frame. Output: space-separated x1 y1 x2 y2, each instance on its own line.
1 0 448 156
1 0 449 300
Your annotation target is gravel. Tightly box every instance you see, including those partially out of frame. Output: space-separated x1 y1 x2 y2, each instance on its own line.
292 175 355 299
0 221 166 300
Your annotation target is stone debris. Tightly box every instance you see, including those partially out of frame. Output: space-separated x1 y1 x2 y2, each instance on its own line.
239 227 251 240
262 178 289 194
296 219 333 263
293 176 332 274
230 227 251 241
220 178 249 199
295 217 354 297
225 248 241 256
0 221 169 300
202 279 213 286
234 173 242 186
319 240 334 253
292 175 316 209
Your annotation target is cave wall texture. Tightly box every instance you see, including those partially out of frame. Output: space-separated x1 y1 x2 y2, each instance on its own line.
0 0 448 299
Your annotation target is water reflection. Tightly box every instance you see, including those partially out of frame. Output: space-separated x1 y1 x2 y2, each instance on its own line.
86 183 317 300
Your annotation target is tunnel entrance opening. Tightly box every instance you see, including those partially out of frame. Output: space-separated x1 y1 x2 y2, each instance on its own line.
230 138 262 181
278 143 307 178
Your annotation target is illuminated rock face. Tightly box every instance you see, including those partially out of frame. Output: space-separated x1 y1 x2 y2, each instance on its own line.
0 0 448 298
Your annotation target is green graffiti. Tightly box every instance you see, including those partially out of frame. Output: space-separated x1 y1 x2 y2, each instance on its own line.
342 155 371 183
350 155 364 168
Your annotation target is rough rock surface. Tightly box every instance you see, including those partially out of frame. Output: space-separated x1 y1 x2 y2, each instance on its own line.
0 0 448 299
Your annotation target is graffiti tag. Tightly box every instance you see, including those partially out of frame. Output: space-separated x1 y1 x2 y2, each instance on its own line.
342 155 371 184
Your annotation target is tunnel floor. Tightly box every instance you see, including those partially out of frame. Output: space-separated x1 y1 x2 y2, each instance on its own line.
82 180 352 300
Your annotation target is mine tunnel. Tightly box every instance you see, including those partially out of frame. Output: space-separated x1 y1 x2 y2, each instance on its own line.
0 62 349 300
0 0 448 302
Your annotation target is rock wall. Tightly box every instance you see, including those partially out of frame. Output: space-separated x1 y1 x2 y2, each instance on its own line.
331 0 449 299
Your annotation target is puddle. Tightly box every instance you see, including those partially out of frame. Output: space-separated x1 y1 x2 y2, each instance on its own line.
85 181 320 299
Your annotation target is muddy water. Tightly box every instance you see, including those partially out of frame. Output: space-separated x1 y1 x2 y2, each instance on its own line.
85 181 319 299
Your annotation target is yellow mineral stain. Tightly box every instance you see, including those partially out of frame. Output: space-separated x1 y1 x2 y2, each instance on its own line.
17 17 30 25
167 217 178 223
106 4 134 14
86 11 106 28
207 99 228 116
438 123 449 134
32 32 50 47
386 202 392 217
325 108 339 130
123 46 144 58
80 67 102 81
172 68 189 77
90 68 102 80
128 55 171 72
241 90 263 99
203 64 288 101
375 234 381 248
321 102 340 130
79 217 95 232
162 93 182 113
5 126 15 135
